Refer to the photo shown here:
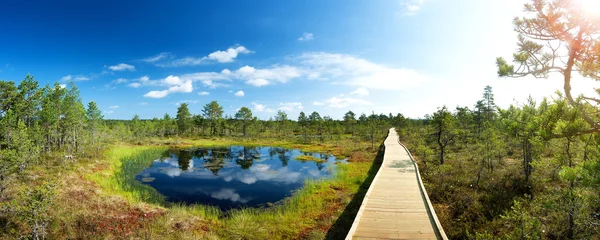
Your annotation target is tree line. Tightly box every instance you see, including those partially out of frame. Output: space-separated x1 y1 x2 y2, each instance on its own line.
106 100 405 149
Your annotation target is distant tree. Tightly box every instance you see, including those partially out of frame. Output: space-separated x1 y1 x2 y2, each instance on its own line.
343 111 357 136
86 101 103 146
131 114 143 140
176 103 192 135
193 114 205 135
235 107 253 137
367 112 381 149
482 85 497 122
298 111 308 142
432 106 456 164
454 106 474 145
16 74 41 128
500 97 541 184
358 113 368 123
61 82 86 154
202 101 224 135
496 0 600 133
323 115 334 140
274 110 288 137
40 83 65 152
309 111 323 141
162 113 175 137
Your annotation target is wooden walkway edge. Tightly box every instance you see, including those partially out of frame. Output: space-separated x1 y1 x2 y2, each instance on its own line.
345 128 448 240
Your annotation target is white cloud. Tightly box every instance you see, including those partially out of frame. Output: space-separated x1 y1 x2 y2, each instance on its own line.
175 100 199 106
298 52 428 90
59 75 91 82
207 46 251 63
60 75 72 81
166 57 205 67
164 75 183 85
166 80 193 93
59 84 67 89
143 75 193 98
313 101 325 106
210 189 249 203
350 87 370 96
252 102 275 113
128 51 427 100
152 46 251 67
144 90 169 98
298 32 314 41
74 75 90 81
108 63 135 71
321 97 372 109
278 102 303 112
109 105 119 109
104 110 114 114
234 65 301 84
201 80 228 88
148 64 299 90
165 168 182 177
400 0 426 16
234 90 245 97
142 52 171 62
112 78 128 84
179 72 230 88
246 78 269 87
198 91 210 96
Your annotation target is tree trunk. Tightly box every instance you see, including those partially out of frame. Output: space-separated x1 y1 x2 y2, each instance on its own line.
440 146 445 165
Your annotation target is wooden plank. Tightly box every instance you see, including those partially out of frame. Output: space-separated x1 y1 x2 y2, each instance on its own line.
345 128 447 240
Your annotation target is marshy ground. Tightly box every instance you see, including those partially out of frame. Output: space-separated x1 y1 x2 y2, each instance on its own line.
3 136 382 239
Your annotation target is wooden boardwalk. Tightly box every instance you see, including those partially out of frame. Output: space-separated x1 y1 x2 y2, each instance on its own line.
346 128 447 240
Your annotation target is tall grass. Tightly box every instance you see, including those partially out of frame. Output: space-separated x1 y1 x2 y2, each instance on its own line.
87 146 168 204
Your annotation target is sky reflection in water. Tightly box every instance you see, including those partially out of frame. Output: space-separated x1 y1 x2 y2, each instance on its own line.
136 146 345 211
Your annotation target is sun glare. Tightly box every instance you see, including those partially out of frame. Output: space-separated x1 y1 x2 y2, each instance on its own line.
578 0 600 17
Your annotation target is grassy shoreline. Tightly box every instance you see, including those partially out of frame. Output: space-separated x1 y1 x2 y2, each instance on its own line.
43 137 380 239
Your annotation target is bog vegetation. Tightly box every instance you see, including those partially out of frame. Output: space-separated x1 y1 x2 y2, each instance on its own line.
0 76 399 239
0 0 599 239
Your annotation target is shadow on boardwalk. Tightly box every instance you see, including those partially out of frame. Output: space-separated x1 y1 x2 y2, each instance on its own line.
325 142 385 239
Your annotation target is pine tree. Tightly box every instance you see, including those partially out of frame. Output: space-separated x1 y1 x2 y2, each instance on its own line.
202 101 224 135
432 106 456 164
176 103 192 135
235 107 253 137
343 110 357 136
298 111 308 142
86 101 103 147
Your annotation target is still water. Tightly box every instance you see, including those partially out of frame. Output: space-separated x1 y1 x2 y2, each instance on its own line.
136 146 345 210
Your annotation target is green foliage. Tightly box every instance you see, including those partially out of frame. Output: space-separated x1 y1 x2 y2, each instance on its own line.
499 200 542 240
431 106 456 164
202 101 224 135
176 103 192 135
235 106 254 136
401 86 600 239
10 182 56 240
497 0 600 132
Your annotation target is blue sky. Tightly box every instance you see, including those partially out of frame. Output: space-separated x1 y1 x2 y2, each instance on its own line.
1 0 597 120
